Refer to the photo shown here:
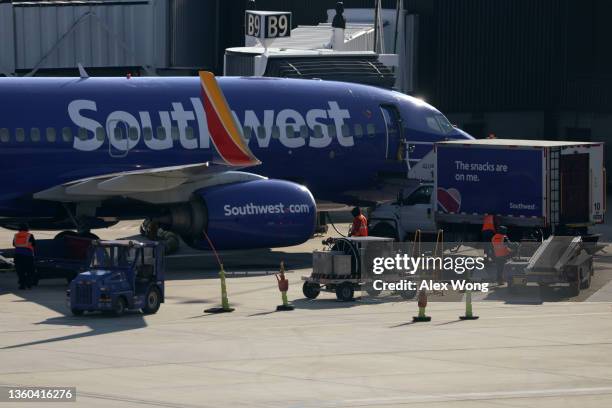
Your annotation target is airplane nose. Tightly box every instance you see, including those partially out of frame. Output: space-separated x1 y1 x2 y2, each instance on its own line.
454 127 475 140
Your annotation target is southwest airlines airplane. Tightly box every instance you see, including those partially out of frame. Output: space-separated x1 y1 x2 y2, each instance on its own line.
0 72 471 250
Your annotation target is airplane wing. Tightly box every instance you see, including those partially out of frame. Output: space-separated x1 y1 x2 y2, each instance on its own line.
35 72 262 204
34 167 266 204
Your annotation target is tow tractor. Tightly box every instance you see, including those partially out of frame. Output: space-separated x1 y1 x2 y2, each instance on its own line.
67 240 164 316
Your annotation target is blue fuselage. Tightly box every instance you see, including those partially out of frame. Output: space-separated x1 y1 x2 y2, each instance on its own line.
0 76 471 219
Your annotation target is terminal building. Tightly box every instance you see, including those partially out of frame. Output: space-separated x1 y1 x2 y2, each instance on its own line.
0 0 610 167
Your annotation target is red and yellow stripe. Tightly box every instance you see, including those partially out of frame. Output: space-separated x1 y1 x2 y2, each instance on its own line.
199 71 260 167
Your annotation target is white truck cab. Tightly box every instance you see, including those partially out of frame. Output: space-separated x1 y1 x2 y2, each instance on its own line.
369 183 436 241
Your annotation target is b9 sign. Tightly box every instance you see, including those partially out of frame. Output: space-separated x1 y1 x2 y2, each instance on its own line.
245 11 292 39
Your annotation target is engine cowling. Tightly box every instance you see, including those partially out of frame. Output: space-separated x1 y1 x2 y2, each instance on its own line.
161 179 316 250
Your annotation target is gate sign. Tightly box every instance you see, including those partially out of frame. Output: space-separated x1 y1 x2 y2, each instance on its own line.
245 11 292 39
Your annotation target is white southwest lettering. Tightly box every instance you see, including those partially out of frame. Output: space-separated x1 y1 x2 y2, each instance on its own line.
68 100 353 152
171 102 197 150
190 97 210 148
306 108 331 148
243 110 275 148
107 111 140 151
68 100 103 152
277 109 306 148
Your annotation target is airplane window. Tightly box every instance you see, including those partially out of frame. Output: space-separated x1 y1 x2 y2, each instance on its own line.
186 126 195 140
96 127 106 141
156 126 166 140
114 127 125 140
435 114 454 134
300 125 309 139
327 124 337 138
30 128 41 142
342 124 351 138
142 127 152 141
257 126 267 139
0 128 9 143
354 124 364 138
78 128 88 141
171 126 179 141
312 125 323 138
367 124 376 137
242 126 252 140
426 116 442 133
285 125 296 138
271 126 280 139
62 127 73 142
46 128 56 142
129 127 139 141
16 128 25 142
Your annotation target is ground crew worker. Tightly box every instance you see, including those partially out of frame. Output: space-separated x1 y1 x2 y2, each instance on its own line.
491 226 512 285
12 224 36 290
481 214 496 260
349 207 368 237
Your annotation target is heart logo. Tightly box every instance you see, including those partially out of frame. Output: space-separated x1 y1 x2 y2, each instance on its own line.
437 187 461 213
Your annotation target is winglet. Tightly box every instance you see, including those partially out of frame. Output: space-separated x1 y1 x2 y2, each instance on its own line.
199 71 260 167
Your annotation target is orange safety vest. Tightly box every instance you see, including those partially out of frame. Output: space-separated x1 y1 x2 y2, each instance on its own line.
482 214 495 232
491 233 511 257
351 214 368 237
13 231 34 253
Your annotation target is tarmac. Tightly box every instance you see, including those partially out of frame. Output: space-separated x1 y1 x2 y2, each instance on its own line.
1 221 612 407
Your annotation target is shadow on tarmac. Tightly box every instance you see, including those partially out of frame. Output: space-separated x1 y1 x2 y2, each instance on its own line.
165 248 312 274
288 292 415 310
0 274 147 350
481 285 577 304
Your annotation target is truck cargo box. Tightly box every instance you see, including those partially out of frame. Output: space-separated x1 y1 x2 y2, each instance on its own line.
434 139 605 231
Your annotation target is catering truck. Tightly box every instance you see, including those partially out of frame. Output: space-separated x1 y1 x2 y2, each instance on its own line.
369 139 605 242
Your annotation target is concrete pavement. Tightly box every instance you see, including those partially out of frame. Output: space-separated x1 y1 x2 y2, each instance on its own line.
0 222 612 407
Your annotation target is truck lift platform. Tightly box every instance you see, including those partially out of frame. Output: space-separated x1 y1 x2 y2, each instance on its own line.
504 235 596 296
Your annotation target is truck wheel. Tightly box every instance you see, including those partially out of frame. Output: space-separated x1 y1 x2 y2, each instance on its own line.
335 283 354 302
398 289 417 300
78 231 99 240
569 282 580 297
365 285 382 297
370 223 398 241
112 297 127 317
302 282 320 299
71 308 84 316
54 231 77 240
142 287 161 314
580 267 592 289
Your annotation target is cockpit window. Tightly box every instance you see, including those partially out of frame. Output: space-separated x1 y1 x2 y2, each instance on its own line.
425 117 442 133
436 114 454 133
425 114 454 134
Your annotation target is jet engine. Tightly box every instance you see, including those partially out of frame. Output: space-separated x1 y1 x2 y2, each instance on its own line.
158 179 316 250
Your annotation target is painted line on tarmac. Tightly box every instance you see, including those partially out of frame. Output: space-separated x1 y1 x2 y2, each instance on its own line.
586 279 612 302
332 386 612 407
492 311 612 319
